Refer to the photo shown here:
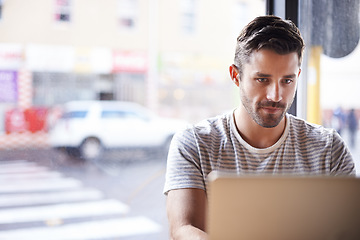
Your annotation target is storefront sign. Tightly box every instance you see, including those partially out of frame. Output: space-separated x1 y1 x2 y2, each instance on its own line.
26 44 74 72
25 45 147 73
113 50 147 73
74 47 112 74
0 44 23 70
0 70 17 102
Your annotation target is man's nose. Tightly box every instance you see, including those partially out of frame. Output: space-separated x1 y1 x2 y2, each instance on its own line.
266 83 282 102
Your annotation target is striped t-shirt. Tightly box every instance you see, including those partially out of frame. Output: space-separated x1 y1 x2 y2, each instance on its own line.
164 111 356 194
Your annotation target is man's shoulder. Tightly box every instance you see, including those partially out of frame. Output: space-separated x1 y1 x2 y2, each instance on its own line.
176 111 232 138
288 114 335 137
193 111 232 133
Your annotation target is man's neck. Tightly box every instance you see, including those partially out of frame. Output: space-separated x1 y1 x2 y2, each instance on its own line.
233 107 286 149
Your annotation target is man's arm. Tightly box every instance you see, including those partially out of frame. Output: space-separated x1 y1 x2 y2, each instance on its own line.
167 188 208 240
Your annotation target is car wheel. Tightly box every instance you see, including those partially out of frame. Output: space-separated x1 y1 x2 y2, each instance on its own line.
79 137 102 161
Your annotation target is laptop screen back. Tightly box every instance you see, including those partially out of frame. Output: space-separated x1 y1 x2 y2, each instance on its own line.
207 173 360 240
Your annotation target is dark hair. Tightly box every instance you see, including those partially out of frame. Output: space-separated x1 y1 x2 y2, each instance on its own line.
234 15 305 76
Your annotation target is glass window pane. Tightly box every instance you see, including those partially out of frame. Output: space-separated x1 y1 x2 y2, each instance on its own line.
54 0 72 22
62 111 88 119
0 1 266 239
299 0 360 174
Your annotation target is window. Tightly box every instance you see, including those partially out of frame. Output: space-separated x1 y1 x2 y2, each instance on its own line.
101 110 126 119
180 0 197 34
62 111 88 119
54 0 72 23
299 0 360 174
0 1 271 240
117 0 138 31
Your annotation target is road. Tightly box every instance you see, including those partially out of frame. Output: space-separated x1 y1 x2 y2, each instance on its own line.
0 148 169 240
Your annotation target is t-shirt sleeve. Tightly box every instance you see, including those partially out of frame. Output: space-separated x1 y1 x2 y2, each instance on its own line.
163 127 206 195
330 130 356 176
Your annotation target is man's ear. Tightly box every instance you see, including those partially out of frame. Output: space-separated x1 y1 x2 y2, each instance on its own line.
229 64 240 87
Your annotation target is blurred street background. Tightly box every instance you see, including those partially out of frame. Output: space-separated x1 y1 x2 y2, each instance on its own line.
1 0 360 239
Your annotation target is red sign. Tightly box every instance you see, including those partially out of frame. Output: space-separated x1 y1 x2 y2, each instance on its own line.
5 107 48 134
113 51 147 73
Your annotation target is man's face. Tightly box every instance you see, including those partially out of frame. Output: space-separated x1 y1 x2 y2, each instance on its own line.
239 49 301 128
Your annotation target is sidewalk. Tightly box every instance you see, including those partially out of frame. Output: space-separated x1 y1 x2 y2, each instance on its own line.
0 132 49 150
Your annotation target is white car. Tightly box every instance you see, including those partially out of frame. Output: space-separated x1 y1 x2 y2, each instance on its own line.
49 100 188 160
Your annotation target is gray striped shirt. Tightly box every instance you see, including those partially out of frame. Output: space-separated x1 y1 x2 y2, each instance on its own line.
164 111 356 194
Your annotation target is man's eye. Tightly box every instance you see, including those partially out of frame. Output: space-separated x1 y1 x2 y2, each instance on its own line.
284 79 293 84
256 78 268 83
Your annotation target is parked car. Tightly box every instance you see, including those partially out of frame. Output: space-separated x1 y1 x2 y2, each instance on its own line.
49 100 188 160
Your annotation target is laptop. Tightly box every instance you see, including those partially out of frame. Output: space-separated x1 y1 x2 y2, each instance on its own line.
207 172 360 240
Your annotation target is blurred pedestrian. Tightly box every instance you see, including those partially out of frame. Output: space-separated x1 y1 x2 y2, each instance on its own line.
332 107 346 135
347 108 358 148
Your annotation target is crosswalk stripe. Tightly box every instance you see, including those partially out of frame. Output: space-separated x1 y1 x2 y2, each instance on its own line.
0 160 29 165
0 161 38 167
0 159 163 239
0 161 61 179
0 199 130 224
0 178 83 193
0 188 104 207
0 165 49 174
0 216 162 239
0 171 63 180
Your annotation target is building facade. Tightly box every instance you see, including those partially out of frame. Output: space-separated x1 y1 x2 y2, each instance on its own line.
0 0 264 133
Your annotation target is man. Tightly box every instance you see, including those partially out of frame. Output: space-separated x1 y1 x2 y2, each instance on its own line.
164 15 356 240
